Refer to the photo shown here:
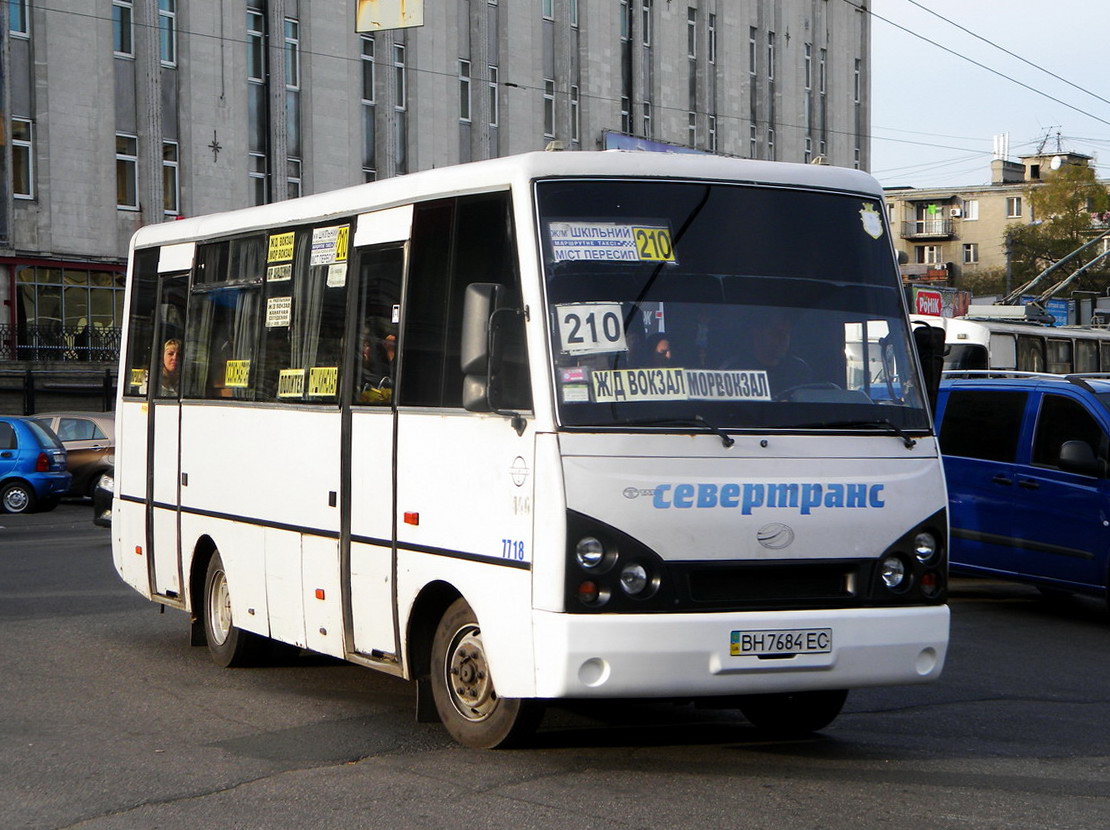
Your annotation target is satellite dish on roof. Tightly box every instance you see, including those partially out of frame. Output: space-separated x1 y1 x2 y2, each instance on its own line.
1050 155 1063 170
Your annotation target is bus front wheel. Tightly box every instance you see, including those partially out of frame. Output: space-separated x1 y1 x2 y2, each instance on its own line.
203 550 270 668
737 689 848 737
429 598 541 749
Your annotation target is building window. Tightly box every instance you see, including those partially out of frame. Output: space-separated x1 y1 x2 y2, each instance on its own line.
247 10 265 82
854 58 861 103
489 65 499 127
9 0 28 37
1007 196 1022 218
708 115 717 153
642 101 652 138
162 141 179 215
620 96 631 134
544 79 555 138
708 14 716 64
963 199 979 221
458 59 472 122
962 243 979 264
620 0 631 40
804 136 812 165
688 112 696 148
749 124 757 158
542 0 553 20
819 48 827 94
159 0 176 66
916 245 942 265
393 43 407 110
641 0 652 46
113 0 133 57
361 36 377 181
14 264 127 351
570 0 578 27
12 118 33 199
767 128 775 160
687 8 696 58
249 153 267 206
767 32 775 80
287 158 301 200
749 27 757 76
570 84 579 143
284 18 300 88
116 134 138 210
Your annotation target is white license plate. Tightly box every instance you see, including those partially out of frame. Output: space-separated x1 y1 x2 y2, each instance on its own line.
730 628 832 657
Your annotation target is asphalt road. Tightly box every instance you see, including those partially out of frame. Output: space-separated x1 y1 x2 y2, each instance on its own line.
3 502 1110 830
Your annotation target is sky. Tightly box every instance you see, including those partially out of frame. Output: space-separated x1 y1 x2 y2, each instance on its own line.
869 0 1110 189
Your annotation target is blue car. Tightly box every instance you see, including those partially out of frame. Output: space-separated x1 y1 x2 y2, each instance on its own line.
0 416 71 513
936 373 1110 603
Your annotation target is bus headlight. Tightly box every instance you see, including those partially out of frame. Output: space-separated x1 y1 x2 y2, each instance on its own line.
880 555 908 590
619 563 649 595
912 532 938 564
575 537 606 569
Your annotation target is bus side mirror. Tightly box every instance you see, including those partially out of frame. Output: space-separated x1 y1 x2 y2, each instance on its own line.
461 283 501 412
913 322 945 414
1059 440 1104 477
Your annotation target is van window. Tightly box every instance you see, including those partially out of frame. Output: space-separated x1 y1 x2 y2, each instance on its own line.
1032 394 1106 470
939 389 1026 462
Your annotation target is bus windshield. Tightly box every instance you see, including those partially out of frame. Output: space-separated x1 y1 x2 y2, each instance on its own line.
538 178 930 432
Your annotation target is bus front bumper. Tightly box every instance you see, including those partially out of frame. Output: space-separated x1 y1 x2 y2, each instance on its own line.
530 604 949 699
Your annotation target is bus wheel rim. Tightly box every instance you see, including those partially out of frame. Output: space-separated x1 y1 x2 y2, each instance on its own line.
208 568 232 645
445 625 496 722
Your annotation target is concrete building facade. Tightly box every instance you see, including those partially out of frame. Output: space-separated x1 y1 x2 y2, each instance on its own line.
0 0 871 386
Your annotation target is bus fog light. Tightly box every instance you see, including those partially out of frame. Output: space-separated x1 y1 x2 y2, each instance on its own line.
575 537 605 569
619 563 649 595
913 532 938 563
577 580 607 606
920 571 941 598
880 556 907 589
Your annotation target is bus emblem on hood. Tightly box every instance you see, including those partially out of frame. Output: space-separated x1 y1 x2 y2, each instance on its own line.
757 522 795 550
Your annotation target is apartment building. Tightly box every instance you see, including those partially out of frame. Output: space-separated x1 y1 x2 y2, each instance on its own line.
0 0 871 376
885 151 1096 286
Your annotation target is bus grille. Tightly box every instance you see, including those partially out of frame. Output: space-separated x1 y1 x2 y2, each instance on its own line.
679 561 866 610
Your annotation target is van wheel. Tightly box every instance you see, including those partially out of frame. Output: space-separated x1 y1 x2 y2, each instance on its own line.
430 598 542 749
203 550 270 667
1 481 36 514
738 689 848 737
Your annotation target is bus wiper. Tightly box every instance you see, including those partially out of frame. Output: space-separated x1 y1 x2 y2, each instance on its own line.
793 418 917 449
614 415 736 448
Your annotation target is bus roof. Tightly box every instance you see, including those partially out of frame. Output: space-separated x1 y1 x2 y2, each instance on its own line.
130 150 884 251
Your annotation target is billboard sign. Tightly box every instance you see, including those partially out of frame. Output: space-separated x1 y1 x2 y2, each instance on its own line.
356 0 424 32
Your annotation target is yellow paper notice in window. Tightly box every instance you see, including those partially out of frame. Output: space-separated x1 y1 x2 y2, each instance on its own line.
224 360 251 388
308 366 338 397
268 232 296 263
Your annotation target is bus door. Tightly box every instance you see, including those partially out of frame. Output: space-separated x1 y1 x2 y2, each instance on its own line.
146 249 191 600
342 209 411 661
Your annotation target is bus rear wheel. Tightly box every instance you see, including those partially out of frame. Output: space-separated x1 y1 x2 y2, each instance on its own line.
737 689 848 737
203 550 270 668
429 598 541 749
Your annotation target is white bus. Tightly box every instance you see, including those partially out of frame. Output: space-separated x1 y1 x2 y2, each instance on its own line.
113 151 949 748
912 314 1110 374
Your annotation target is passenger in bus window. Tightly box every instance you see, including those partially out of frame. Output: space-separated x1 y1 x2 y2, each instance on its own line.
358 324 397 404
158 338 181 397
640 333 674 368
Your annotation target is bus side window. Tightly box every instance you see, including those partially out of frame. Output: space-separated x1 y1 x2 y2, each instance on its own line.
123 248 160 396
1016 335 1045 373
153 274 188 399
399 192 530 410
184 236 264 400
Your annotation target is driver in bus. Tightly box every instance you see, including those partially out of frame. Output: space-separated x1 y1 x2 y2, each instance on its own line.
724 309 813 396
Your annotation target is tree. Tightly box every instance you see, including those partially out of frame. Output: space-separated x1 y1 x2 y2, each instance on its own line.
1006 162 1110 297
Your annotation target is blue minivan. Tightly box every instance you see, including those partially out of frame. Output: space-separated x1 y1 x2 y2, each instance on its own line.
0 417 71 513
936 373 1110 603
